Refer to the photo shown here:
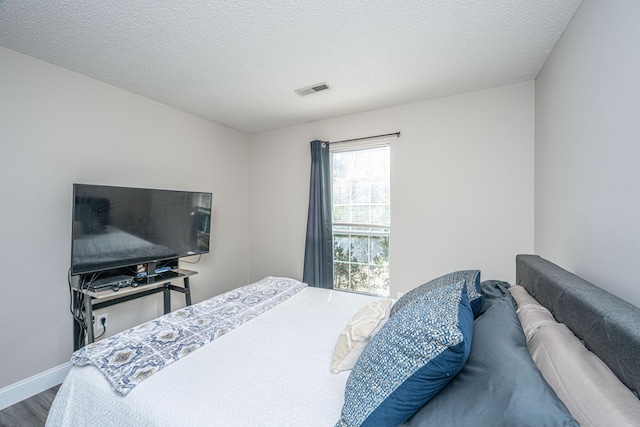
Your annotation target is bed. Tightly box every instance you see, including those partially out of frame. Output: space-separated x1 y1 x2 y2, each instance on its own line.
46 255 640 426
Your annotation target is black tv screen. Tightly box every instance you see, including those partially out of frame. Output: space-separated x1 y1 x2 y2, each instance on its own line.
71 184 212 276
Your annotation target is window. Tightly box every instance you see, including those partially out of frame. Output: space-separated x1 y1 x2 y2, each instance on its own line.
331 144 390 296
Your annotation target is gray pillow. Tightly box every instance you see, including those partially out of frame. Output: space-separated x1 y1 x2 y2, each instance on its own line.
478 279 512 314
406 296 578 427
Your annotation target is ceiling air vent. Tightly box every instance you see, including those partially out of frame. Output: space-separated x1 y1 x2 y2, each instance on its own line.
295 82 330 96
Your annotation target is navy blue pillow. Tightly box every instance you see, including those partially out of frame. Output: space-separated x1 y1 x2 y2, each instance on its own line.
336 281 474 427
406 296 578 427
390 270 482 317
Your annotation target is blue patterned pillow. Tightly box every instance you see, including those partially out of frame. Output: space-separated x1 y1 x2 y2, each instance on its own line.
336 280 474 427
390 270 482 317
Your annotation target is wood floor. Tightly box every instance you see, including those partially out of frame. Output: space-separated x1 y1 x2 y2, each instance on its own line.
0 385 59 427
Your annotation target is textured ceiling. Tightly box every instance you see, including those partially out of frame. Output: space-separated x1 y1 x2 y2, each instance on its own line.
0 1 581 134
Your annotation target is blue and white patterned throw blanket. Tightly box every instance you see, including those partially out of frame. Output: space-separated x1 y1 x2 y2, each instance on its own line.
71 277 307 396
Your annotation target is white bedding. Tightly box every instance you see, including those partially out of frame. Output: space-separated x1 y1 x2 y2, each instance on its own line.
47 287 380 427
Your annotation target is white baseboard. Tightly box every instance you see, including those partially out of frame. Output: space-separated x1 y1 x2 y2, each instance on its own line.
0 362 71 410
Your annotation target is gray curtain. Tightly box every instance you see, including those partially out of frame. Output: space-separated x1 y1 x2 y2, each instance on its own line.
302 140 333 288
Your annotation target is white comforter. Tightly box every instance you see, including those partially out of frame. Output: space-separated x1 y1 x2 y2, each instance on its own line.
47 286 379 426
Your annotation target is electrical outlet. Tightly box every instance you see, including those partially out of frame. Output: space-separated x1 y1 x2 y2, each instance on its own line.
96 313 108 330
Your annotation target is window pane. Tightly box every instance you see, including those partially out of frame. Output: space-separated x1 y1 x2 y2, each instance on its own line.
370 266 389 296
370 180 389 203
333 234 350 261
350 263 370 293
351 236 369 263
351 205 370 224
334 262 350 291
370 205 390 225
351 181 371 203
333 180 350 205
333 205 350 223
370 236 389 265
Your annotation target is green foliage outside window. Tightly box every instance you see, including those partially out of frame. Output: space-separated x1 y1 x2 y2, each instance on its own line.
333 233 389 296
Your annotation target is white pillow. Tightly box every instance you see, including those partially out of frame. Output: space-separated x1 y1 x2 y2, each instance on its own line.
528 322 640 427
330 298 393 374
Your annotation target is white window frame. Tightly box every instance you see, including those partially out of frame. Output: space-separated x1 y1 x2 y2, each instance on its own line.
330 141 390 296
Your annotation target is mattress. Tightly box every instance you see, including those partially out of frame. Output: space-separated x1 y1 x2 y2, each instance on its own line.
47 286 380 427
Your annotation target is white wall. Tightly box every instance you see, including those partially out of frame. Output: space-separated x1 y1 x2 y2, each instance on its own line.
0 46 250 389
535 0 640 308
249 81 535 297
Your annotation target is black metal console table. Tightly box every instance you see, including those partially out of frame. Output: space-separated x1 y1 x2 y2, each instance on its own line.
72 268 197 350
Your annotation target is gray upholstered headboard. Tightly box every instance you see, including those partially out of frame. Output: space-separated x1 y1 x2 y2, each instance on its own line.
516 254 640 397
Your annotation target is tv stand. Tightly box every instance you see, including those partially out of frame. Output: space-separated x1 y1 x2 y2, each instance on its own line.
72 268 197 350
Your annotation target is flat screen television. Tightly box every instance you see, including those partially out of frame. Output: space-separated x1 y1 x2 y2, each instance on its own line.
71 184 212 276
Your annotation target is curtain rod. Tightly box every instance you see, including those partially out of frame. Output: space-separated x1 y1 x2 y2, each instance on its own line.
329 132 400 145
